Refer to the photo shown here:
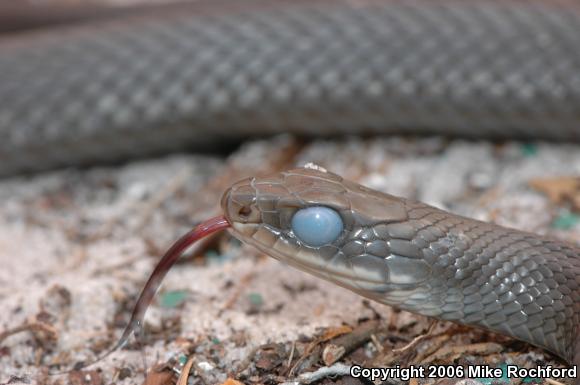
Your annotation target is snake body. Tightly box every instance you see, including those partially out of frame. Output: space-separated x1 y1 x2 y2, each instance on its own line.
2 0 580 378
222 167 580 373
1 0 580 175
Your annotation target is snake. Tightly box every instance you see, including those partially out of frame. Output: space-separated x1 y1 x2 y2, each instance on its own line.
1 0 579 380
109 166 579 382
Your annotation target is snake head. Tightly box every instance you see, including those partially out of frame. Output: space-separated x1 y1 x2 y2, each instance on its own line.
221 167 434 304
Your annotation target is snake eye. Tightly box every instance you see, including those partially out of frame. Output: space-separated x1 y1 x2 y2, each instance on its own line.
291 206 343 247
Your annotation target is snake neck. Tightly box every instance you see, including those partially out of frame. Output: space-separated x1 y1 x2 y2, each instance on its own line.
366 201 580 364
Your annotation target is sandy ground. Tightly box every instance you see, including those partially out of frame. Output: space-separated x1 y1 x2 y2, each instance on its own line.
1 135 579 385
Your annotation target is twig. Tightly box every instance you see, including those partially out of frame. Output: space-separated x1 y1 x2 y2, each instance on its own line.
322 320 380 366
371 333 384 353
420 342 503 364
289 345 322 377
373 320 438 366
412 334 452 364
280 363 352 385
287 341 296 368
0 322 57 345
392 320 437 355
176 356 196 385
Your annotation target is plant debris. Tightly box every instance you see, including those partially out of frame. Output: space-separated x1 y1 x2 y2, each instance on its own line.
68 370 103 385
143 366 175 385
529 176 580 211
0 321 57 348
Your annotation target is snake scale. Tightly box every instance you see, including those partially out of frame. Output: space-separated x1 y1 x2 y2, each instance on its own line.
1 0 579 380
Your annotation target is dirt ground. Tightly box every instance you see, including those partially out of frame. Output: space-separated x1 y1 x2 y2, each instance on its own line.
0 135 579 385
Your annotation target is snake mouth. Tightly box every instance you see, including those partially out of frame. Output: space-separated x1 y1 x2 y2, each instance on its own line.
228 221 393 291
228 221 426 311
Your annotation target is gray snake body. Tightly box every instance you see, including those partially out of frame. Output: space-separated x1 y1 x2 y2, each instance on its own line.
1 0 580 379
2 0 580 175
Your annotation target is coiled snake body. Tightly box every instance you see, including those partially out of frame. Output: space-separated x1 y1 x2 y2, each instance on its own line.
2 0 580 175
1 0 580 379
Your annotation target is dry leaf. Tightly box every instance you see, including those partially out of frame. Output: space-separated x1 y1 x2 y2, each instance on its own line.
220 379 245 385
320 325 353 342
142 368 174 385
529 176 580 210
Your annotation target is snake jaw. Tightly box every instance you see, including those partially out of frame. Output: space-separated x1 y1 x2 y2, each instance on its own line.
228 218 396 295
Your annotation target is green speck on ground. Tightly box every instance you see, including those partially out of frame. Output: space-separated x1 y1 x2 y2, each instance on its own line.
551 212 580 230
248 292 264 307
205 249 233 264
159 290 188 308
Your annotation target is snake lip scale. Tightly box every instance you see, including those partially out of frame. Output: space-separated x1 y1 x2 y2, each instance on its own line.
222 167 579 379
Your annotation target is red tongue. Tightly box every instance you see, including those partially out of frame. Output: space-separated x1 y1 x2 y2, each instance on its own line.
110 215 230 352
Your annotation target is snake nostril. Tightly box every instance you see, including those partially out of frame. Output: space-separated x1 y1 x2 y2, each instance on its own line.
238 205 252 219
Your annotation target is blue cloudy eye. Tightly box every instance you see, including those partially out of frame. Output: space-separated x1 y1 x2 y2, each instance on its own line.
291 206 344 247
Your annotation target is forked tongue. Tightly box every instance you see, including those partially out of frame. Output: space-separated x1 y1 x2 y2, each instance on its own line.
57 215 230 373
111 215 230 350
